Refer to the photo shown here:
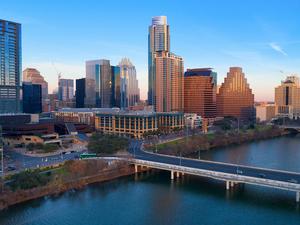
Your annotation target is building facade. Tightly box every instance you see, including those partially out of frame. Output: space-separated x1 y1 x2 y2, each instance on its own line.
0 19 22 113
217 67 254 120
85 59 112 108
58 78 74 101
184 68 217 118
75 78 85 108
22 82 42 113
275 76 300 119
256 103 276 122
95 111 183 139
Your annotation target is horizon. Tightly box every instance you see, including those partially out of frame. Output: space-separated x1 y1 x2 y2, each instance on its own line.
1 0 300 101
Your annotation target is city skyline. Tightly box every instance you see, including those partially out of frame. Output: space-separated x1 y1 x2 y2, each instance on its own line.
1 0 300 101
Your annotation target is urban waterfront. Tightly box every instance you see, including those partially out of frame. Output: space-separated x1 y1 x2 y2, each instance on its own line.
1 136 300 225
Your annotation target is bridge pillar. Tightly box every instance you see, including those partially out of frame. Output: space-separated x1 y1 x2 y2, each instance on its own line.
296 192 300 203
171 170 174 180
134 164 138 173
176 172 180 178
226 181 230 190
231 181 234 188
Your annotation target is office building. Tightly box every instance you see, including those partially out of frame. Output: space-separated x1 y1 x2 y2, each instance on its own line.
85 59 112 108
148 16 184 112
117 58 140 108
275 75 300 119
22 82 42 113
58 78 74 101
0 19 22 113
184 68 217 118
217 67 254 120
23 68 48 100
75 78 85 108
95 110 183 139
111 65 121 108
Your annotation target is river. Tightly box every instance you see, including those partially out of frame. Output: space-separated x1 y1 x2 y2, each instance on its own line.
1 135 300 225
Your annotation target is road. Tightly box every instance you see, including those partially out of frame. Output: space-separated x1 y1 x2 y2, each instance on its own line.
129 140 300 184
3 148 86 173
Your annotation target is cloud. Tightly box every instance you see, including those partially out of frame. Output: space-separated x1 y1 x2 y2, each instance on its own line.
269 42 288 56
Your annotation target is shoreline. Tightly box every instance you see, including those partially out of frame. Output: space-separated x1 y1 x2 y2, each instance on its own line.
0 160 147 211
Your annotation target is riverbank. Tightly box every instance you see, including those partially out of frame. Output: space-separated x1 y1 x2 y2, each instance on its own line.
0 159 141 210
145 125 289 156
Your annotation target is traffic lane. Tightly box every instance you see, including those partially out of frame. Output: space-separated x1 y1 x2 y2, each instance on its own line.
133 147 300 183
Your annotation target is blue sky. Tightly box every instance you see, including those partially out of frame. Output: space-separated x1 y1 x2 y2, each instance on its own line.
1 0 300 100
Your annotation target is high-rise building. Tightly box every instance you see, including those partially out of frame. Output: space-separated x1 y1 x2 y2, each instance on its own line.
148 16 184 112
118 58 140 109
85 59 112 108
148 16 170 106
75 78 85 108
275 75 300 119
111 65 121 108
22 82 42 113
184 68 217 118
154 51 184 112
58 78 74 101
23 68 48 100
0 19 22 113
217 67 254 120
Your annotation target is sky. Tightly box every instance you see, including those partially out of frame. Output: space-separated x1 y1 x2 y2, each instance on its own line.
1 0 300 101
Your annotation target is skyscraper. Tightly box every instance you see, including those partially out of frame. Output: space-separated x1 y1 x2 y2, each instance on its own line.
111 65 121 108
118 58 140 108
22 82 42 113
148 16 170 106
184 68 217 118
217 67 254 120
148 16 184 112
0 19 22 113
75 78 85 108
23 68 48 111
58 78 74 101
275 75 300 119
85 59 112 108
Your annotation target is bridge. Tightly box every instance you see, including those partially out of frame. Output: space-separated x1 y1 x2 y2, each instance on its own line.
125 140 300 202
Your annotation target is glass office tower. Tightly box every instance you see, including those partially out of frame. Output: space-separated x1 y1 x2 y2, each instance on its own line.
0 19 22 113
22 82 42 113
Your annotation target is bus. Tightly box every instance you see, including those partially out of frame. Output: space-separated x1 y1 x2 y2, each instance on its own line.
79 153 97 159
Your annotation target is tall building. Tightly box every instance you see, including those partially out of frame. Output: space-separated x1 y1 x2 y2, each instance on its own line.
0 19 22 113
23 68 48 100
275 75 300 119
85 59 112 108
111 65 121 108
75 78 85 108
58 78 74 101
118 58 140 109
217 67 254 120
154 51 184 112
148 16 170 106
22 82 42 113
148 16 184 112
184 68 217 118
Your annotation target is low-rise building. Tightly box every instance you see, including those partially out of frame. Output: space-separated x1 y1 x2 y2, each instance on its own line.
95 110 184 139
184 113 202 129
256 103 276 122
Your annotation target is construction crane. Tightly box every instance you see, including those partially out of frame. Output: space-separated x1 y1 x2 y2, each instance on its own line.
51 62 62 81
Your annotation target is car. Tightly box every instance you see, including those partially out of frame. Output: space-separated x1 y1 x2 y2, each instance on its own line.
288 179 298 183
258 173 266 178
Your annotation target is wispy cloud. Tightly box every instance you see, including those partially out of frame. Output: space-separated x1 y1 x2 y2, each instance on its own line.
269 42 288 56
